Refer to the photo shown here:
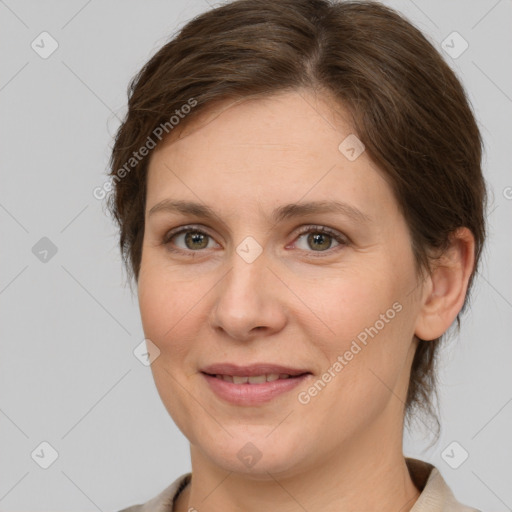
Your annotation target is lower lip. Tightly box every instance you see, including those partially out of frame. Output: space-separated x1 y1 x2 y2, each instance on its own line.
202 373 311 406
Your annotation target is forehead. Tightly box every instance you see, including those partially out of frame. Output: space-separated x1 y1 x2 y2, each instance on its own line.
145 90 395 220
153 90 354 156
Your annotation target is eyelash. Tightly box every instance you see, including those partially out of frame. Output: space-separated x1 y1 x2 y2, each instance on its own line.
161 224 349 258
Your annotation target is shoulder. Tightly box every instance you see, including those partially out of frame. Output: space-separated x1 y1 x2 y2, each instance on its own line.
116 473 191 512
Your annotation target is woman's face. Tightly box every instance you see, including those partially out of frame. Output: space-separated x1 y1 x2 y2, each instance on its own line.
138 90 425 476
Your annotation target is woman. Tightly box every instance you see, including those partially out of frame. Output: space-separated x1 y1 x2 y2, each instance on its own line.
108 0 487 510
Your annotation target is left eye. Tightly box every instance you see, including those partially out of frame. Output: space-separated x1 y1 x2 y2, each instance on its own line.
293 227 346 252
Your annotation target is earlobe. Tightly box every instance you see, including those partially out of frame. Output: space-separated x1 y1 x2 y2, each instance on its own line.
414 228 475 341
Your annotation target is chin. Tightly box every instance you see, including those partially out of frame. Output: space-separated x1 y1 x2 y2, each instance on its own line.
198 429 311 478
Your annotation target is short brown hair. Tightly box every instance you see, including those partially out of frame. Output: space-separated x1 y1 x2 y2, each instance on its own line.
107 0 487 434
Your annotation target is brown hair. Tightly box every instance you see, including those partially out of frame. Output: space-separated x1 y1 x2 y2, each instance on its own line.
107 0 487 435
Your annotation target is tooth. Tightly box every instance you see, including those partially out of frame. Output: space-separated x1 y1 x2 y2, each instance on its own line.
248 375 267 384
215 373 293 383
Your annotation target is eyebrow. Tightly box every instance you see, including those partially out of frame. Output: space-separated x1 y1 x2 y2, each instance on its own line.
148 199 371 225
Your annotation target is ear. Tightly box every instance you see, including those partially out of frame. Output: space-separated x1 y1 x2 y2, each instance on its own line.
414 227 475 341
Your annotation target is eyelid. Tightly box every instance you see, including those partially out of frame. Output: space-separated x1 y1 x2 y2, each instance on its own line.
293 224 348 244
163 224 216 244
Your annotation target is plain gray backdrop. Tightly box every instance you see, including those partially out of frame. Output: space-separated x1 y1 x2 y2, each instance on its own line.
0 0 511 510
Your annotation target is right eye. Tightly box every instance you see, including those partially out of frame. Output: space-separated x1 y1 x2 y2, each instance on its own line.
162 226 220 255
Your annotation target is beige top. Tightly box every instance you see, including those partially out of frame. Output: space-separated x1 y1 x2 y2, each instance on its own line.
118 458 481 512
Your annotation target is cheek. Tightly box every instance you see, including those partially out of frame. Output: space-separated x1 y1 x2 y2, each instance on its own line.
296 263 413 398
138 265 203 437
294 266 403 350
137 262 199 358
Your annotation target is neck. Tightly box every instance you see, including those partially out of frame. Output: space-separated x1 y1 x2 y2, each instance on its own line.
174 414 421 512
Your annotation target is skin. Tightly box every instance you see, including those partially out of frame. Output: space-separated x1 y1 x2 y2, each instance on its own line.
137 89 475 512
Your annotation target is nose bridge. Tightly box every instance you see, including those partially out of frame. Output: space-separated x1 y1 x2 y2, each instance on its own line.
222 244 271 309
223 229 270 293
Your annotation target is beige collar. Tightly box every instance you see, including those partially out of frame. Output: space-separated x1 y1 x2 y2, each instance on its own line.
406 458 480 512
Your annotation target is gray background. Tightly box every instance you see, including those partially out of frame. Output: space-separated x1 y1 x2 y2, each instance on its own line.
0 0 511 510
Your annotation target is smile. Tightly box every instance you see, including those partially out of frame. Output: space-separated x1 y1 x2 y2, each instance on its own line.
201 371 311 406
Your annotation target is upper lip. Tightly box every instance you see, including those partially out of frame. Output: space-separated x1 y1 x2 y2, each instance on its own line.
201 363 311 377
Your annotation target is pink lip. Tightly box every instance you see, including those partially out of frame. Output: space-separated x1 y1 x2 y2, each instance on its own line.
201 362 310 377
202 374 311 406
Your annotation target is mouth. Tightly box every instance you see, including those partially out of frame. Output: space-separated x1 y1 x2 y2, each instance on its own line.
200 363 313 405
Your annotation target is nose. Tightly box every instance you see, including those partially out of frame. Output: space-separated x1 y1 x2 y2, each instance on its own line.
208 249 288 342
